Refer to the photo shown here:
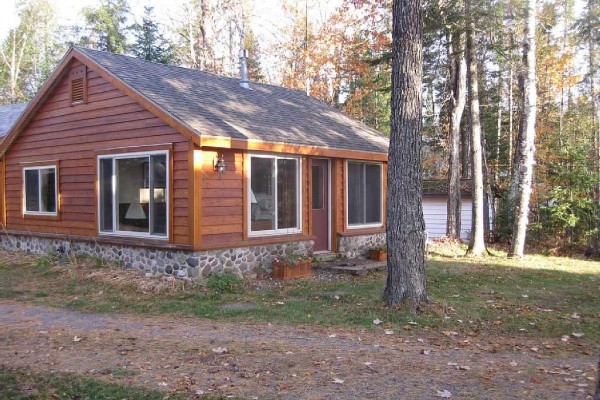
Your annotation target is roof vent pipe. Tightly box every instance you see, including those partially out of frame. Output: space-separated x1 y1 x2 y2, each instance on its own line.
239 49 250 89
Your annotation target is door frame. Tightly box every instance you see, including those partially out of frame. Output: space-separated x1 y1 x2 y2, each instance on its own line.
312 158 331 252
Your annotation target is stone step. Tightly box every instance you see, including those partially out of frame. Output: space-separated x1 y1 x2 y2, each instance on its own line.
312 252 338 263
318 258 387 276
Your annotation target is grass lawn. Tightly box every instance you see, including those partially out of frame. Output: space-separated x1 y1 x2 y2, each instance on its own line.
0 367 182 400
0 242 598 342
0 367 229 400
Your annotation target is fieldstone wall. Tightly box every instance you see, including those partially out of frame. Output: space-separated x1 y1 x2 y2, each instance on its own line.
1 234 313 280
337 233 386 258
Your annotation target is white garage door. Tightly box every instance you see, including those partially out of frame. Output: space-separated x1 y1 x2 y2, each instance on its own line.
422 197 472 241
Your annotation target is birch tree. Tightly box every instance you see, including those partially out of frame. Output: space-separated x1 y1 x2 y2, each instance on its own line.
446 8 467 239
384 0 427 310
0 26 28 104
509 0 537 258
0 0 57 104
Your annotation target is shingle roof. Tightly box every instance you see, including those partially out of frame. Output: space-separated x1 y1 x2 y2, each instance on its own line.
0 102 27 138
422 179 472 196
77 47 389 154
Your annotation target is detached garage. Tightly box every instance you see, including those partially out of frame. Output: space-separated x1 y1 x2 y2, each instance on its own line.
422 180 473 241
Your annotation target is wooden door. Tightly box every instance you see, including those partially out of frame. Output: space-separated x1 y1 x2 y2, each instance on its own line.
312 159 329 251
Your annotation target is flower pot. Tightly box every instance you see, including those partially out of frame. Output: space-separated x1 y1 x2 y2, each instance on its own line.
271 259 312 280
369 250 387 261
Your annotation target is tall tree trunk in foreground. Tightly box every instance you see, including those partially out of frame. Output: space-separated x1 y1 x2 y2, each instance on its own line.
465 16 486 256
446 27 467 239
509 0 538 258
384 0 427 310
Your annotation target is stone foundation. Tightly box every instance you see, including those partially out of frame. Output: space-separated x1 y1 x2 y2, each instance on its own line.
1 233 313 279
337 233 386 258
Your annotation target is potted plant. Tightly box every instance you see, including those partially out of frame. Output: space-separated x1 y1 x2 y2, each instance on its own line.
271 245 312 280
369 246 387 261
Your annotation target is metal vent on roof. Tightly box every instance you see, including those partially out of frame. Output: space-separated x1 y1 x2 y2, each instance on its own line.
71 78 84 104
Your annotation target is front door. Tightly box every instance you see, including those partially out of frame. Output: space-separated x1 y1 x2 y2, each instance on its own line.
312 159 329 251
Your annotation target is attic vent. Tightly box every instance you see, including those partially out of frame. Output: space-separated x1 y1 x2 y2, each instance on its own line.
69 65 87 105
71 78 84 103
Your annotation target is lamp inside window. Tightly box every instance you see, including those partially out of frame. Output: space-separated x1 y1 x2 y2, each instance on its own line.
214 154 227 174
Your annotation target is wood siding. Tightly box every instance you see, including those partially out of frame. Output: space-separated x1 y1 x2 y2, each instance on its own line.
200 148 244 244
199 149 312 247
4 59 191 244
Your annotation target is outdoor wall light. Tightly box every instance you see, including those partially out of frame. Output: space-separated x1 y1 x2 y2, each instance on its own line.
214 154 227 174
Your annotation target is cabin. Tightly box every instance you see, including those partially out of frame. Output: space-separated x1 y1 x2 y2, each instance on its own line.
0 47 388 278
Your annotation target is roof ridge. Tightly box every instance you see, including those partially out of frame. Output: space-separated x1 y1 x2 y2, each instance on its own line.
74 46 311 96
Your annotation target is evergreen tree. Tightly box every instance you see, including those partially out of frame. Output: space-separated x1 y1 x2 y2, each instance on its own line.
243 28 264 82
131 6 174 64
384 0 427 310
80 0 131 54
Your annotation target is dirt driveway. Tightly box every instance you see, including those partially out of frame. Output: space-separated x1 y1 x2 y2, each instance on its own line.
0 301 596 399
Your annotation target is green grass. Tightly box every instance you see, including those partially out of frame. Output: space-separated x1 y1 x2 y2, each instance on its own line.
0 367 222 399
1 245 599 342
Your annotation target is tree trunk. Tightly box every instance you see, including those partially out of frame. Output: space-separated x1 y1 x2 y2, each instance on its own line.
461 109 471 178
509 0 538 258
446 27 467 239
589 0 600 205
465 17 486 257
482 128 494 241
384 0 427 310
508 56 514 177
493 70 503 239
496 69 503 184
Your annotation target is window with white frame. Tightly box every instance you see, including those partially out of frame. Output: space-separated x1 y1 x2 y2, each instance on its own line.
98 151 168 238
23 166 57 215
249 154 301 235
346 161 382 227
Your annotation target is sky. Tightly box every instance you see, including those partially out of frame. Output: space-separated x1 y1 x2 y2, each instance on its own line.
0 0 341 45
0 0 588 82
0 0 342 83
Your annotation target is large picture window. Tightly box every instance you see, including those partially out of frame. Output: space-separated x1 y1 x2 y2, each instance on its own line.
23 166 57 215
98 151 168 238
249 154 301 236
347 161 382 227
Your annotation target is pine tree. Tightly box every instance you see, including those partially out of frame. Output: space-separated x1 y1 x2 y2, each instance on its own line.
243 27 264 82
131 6 174 64
80 0 131 54
384 0 427 310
